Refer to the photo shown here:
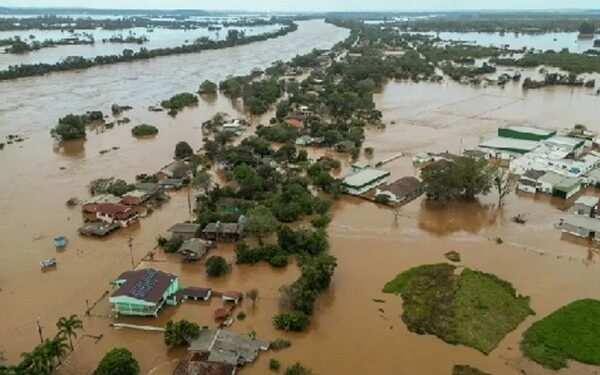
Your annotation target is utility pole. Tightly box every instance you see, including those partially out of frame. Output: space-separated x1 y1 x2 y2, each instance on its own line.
36 318 44 344
127 236 135 269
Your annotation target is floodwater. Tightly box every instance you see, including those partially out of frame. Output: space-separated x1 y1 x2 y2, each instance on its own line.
0 24 284 69
1 19 600 375
419 31 600 53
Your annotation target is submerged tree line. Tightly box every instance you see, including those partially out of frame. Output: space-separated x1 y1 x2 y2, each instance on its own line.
0 22 298 81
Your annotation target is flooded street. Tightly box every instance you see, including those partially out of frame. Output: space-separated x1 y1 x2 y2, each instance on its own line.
1 18 600 375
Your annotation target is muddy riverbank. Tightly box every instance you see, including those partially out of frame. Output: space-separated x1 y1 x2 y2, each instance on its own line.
1 20 599 375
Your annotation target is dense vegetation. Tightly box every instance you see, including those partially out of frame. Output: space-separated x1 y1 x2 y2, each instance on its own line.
205 256 230 277
491 51 600 74
131 124 158 137
50 111 105 141
0 22 298 80
383 264 533 354
160 92 198 114
421 157 495 202
198 80 218 94
521 299 600 370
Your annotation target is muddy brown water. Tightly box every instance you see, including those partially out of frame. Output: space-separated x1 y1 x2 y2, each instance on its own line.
1 20 600 375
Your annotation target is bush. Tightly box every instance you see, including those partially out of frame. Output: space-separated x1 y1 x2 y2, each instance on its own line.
95 348 140 375
272 312 310 332
161 92 198 111
269 359 281 371
175 141 194 159
131 124 158 137
285 363 313 375
205 256 229 277
163 238 183 253
164 320 200 347
237 311 246 320
51 114 86 140
270 338 292 351
199 80 218 94
269 254 289 268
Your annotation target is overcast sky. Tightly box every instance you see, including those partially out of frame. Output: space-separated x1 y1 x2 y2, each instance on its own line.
2 0 599 12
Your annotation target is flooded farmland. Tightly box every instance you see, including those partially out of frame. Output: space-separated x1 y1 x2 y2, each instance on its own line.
1 17 600 375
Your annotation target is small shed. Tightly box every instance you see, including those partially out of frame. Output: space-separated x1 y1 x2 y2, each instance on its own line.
222 291 242 304
572 196 599 217
559 214 600 241
178 238 215 261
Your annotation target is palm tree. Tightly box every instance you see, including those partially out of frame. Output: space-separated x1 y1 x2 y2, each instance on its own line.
46 336 69 366
20 344 54 374
56 314 83 351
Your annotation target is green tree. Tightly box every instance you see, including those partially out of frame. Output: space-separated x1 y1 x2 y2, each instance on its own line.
164 320 201 347
272 312 310 332
285 363 314 375
579 21 596 35
95 348 140 375
45 336 68 366
245 205 279 244
56 314 83 351
51 114 86 140
175 141 194 159
198 80 218 94
205 256 230 277
421 157 494 202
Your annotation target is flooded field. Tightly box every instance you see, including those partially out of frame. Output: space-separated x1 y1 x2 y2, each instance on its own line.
419 31 600 53
1 18 600 375
0 24 284 69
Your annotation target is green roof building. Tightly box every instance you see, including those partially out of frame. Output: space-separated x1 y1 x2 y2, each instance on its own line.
109 268 179 317
498 125 556 141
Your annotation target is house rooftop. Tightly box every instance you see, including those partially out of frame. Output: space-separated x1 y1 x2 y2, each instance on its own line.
342 168 390 188
587 168 600 180
479 137 540 153
562 214 600 232
554 176 581 191
538 171 566 186
111 268 176 304
522 169 546 180
168 223 202 234
96 203 135 217
378 177 422 197
500 125 555 137
188 329 269 365
202 222 241 234
83 194 121 206
575 195 599 207
173 352 235 375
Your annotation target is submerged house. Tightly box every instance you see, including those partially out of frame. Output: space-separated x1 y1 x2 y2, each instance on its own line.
109 268 179 317
178 238 215 261
168 223 202 240
202 217 245 242
374 177 422 204
187 329 269 367
95 203 139 227
82 194 121 213
558 214 600 241
342 168 391 196
516 169 546 194
571 196 599 217
537 171 582 199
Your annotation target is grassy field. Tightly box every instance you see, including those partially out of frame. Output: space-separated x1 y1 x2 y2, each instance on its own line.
452 365 492 375
383 264 534 354
521 299 600 370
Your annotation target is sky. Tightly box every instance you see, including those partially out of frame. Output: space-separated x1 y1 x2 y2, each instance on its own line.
2 0 599 12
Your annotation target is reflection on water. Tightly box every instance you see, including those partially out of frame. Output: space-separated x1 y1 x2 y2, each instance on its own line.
53 139 86 158
418 199 498 235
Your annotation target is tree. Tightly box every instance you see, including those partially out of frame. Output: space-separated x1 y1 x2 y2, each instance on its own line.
272 312 310 331
131 124 158 137
164 320 200 347
579 21 596 35
198 80 217 94
175 141 194 159
51 114 86 141
95 348 140 375
493 167 515 208
246 288 259 305
56 314 83 351
205 256 229 277
285 363 314 375
45 336 68 366
245 205 279 244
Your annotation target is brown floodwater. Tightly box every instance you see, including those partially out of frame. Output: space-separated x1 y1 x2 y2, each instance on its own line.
1 21 600 375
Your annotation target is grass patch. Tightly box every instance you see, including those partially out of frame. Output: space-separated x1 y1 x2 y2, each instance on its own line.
521 299 600 370
452 365 491 375
383 264 533 354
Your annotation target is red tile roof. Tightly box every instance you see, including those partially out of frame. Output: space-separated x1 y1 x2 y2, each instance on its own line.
96 203 137 219
112 268 176 304
285 118 303 128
